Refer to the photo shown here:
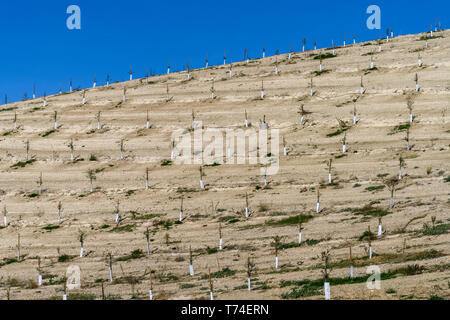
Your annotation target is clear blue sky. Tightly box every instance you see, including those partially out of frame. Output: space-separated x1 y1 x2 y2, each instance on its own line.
0 0 447 103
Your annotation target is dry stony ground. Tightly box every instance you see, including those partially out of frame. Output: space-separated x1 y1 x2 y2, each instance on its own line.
0 30 449 301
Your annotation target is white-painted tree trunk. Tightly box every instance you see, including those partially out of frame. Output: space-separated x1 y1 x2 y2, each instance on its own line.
58 214 61 225
229 70 232 78
275 66 278 75
187 73 190 80
310 88 314 96
146 120 150 129
298 232 302 244
370 61 374 69
410 114 413 123
416 84 420 92
147 242 150 255
38 274 42 286
283 147 287 156
146 179 149 190
3 216 6 227
130 75 133 81
93 82 96 89
90 183 93 193
360 86 365 95
149 290 153 300
120 152 124 160
80 247 84 257
171 150 175 161
179 211 183 222
301 116 305 125
109 268 113 283
328 173 332 184
245 119 248 127
399 169 402 180
63 294 67 300
260 90 264 99
353 115 357 125
390 197 393 208
288 53 291 60
43 100 47 107
97 121 100 130
248 278 251 291
343 144 346 153
115 213 120 224
200 180 204 189
324 282 330 300
275 256 279 269
369 246 373 259
14 122 17 130
123 95 126 102
264 176 267 186
210 291 214 300
189 264 194 276
167 67 170 74
378 45 382 52
332 49 335 56
219 238 223 250
319 64 323 71
54 122 57 130
418 59 423 67
350 265 354 279
245 207 249 219
378 224 382 236
316 202 320 213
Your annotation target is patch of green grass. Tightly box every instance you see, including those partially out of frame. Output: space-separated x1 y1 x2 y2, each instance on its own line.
201 267 236 279
390 123 410 135
218 215 239 224
352 205 390 217
386 288 396 294
334 154 347 159
444 176 450 183
180 283 198 289
116 249 144 262
266 214 314 227
418 35 443 41
326 127 349 137
27 193 40 198
89 154 98 161
359 230 376 241
2 130 14 136
110 224 136 233
377 173 389 178
0 258 21 267
327 250 444 269
133 213 161 220
205 162 221 167
420 223 450 236
429 295 444 300
58 254 75 263
365 185 385 192
11 159 36 168
313 53 336 60
312 69 331 76
0 107 18 112
281 267 405 299
161 160 172 166
42 225 60 231
41 129 55 137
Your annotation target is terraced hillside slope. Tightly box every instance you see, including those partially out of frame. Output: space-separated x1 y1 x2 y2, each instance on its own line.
0 30 449 300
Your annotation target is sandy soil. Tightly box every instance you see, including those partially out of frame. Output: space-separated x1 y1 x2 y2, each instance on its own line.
0 30 449 300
